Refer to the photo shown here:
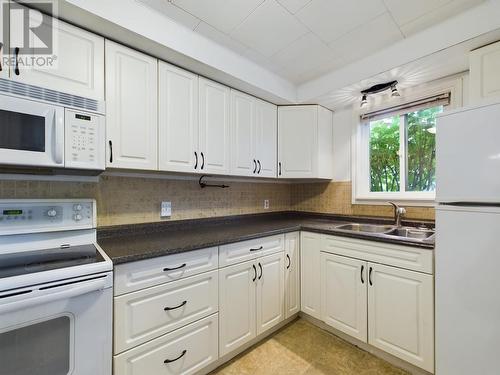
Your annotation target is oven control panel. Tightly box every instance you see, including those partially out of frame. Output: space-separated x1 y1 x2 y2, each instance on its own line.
0 200 95 234
65 109 105 171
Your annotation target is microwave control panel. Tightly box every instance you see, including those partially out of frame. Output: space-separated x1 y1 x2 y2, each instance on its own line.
65 109 105 170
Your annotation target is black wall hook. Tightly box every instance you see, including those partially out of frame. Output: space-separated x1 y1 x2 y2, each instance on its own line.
199 175 229 189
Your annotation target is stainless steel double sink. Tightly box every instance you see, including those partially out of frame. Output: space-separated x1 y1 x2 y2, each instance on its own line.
334 223 435 242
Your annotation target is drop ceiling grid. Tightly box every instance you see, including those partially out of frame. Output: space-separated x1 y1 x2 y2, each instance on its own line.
139 0 486 84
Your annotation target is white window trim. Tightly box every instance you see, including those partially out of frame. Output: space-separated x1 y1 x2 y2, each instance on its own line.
352 75 464 205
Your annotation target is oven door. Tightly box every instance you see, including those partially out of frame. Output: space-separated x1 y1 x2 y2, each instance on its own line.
0 272 112 375
0 94 65 168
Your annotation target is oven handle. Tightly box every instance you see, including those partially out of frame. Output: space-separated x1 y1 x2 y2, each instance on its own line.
0 277 107 315
53 109 64 165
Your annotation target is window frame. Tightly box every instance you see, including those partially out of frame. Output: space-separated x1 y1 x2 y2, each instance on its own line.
352 76 463 205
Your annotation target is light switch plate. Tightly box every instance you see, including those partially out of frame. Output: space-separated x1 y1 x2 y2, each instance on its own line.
264 199 270 209
161 201 172 217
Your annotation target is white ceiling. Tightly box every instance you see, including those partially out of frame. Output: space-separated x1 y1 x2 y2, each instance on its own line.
138 0 485 84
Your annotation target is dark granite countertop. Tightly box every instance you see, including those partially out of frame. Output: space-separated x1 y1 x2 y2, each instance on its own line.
97 212 435 265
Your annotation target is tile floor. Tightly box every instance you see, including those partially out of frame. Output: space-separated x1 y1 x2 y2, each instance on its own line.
211 318 410 375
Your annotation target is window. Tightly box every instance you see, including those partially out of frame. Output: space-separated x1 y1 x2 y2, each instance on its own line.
355 92 450 203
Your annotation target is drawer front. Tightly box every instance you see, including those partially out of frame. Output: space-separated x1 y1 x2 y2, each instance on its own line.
114 247 218 295
114 270 218 354
323 235 433 274
114 313 218 375
219 234 284 267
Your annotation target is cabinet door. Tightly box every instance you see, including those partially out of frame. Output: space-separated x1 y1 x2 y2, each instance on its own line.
284 232 300 319
321 253 367 342
278 106 317 178
0 0 7 79
10 10 104 100
230 90 255 176
105 41 158 170
255 99 277 178
470 41 500 104
300 232 321 319
368 263 434 373
199 77 230 175
219 260 256 356
256 252 284 335
158 61 198 173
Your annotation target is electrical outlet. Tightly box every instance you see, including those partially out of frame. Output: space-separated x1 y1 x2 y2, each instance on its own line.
161 201 172 217
264 199 270 209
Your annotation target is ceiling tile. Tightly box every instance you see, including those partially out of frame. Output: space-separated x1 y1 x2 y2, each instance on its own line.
383 0 452 27
328 12 404 66
173 0 265 33
398 0 486 36
276 0 312 14
136 0 200 29
296 0 387 43
231 0 309 57
194 22 249 56
281 57 345 84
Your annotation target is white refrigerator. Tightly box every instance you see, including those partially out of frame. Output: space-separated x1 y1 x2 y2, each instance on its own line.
436 100 500 375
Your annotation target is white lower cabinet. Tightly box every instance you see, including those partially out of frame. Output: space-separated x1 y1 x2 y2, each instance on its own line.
284 232 300 318
256 252 285 335
300 232 321 319
114 313 218 375
320 253 367 342
368 263 434 373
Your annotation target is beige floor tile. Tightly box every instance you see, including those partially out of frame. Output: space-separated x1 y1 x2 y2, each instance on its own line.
210 319 410 375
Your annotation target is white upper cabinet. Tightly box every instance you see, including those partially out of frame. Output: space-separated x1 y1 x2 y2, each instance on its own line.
278 105 333 179
0 0 7 79
255 99 277 178
105 40 158 170
159 61 199 173
470 41 500 104
199 77 230 175
230 90 277 178
284 232 300 319
321 252 367 342
230 90 255 176
10 7 104 100
368 263 434 373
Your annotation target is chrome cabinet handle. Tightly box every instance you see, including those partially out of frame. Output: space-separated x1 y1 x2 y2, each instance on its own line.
163 263 186 271
164 300 187 311
249 246 263 252
253 159 257 173
257 160 261 174
200 152 205 170
164 350 187 364
369 267 373 286
109 140 113 163
194 152 198 169
14 47 20 75
252 264 257 282
258 262 263 280
286 254 291 270
360 265 364 284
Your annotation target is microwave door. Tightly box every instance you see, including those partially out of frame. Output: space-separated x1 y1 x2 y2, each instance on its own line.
0 95 64 168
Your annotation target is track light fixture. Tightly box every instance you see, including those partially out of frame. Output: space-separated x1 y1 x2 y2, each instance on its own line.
360 80 400 107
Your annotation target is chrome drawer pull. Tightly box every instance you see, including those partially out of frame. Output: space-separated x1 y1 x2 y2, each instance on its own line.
164 350 187 364
164 300 187 311
163 263 186 271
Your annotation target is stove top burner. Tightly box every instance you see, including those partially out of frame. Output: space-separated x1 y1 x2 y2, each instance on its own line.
0 244 105 279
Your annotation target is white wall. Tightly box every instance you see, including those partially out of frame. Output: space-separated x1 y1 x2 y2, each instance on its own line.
332 108 353 182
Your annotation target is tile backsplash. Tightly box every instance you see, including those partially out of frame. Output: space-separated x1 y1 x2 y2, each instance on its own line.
0 176 434 226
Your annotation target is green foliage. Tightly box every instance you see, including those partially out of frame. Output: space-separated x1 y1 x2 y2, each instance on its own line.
369 106 441 193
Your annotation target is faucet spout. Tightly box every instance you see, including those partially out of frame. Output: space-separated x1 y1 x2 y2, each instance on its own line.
388 201 406 227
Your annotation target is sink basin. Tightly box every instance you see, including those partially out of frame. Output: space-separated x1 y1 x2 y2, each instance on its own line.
386 227 435 240
335 223 395 233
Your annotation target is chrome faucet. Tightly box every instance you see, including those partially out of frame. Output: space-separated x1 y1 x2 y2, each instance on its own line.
388 202 406 227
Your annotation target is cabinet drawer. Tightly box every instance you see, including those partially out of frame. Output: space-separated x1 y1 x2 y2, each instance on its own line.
114 313 218 375
323 235 433 274
114 247 218 295
219 234 284 267
114 270 218 354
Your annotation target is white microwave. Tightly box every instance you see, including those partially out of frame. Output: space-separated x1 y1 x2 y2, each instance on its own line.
0 93 105 171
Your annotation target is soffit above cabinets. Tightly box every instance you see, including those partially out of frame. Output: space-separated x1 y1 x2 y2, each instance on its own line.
138 0 486 85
